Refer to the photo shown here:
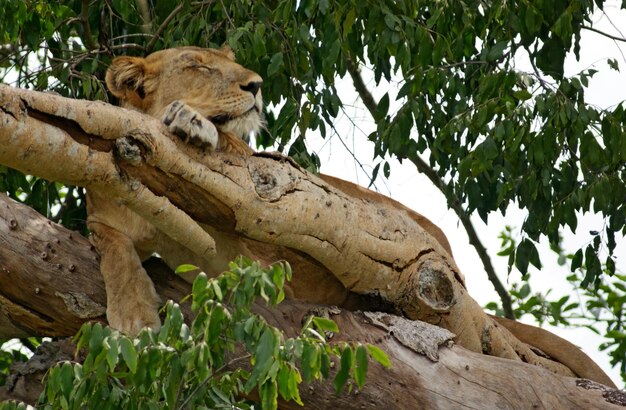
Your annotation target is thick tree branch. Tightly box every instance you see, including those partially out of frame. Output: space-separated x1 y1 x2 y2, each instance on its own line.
344 55 515 319
0 195 622 408
407 154 516 320
0 85 617 389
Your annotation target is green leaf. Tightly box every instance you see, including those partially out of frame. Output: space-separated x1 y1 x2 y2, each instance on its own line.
119 337 137 373
105 336 119 372
88 323 105 356
333 346 352 394
354 345 368 388
211 279 223 302
536 37 566 78
277 365 291 401
571 249 583 271
59 362 74 400
518 283 531 299
176 264 199 274
606 256 616 276
375 93 390 120
513 89 532 101
288 367 303 405
342 8 356 37
260 381 278 410
369 163 381 188
366 344 391 368
300 343 318 383
312 317 339 333
192 272 208 311
515 239 541 275
486 41 507 62
267 52 284 77
245 328 278 392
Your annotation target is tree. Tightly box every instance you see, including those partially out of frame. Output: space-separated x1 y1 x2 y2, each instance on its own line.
0 89 622 408
0 0 625 407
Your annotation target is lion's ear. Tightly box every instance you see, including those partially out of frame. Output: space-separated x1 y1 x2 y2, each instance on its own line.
220 45 236 61
105 56 147 103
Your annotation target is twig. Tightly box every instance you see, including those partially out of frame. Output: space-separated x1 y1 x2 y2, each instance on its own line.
80 0 97 50
176 354 251 409
146 3 184 53
144 0 218 53
582 24 626 44
345 56 378 117
135 0 152 34
345 54 515 319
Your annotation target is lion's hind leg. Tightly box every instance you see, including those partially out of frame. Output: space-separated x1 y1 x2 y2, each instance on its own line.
89 221 161 335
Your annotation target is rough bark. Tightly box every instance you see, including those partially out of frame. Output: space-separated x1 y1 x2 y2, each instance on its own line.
0 85 571 374
0 85 622 407
0 196 624 409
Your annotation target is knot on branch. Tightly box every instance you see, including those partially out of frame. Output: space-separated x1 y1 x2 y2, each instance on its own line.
248 158 298 201
417 259 454 311
115 137 144 165
401 258 455 321
115 130 157 165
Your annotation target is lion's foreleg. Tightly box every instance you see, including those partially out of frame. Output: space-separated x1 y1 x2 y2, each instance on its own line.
88 221 161 335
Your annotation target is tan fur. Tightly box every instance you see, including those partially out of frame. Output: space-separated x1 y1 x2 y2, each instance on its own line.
491 315 616 388
90 46 615 387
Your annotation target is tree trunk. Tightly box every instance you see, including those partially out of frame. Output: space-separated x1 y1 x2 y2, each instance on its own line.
0 85 622 407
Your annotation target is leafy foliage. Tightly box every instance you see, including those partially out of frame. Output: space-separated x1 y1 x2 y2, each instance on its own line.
3 258 389 410
1 0 624 283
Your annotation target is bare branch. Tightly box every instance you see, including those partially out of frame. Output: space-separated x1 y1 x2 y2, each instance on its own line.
582 24 626 44
146 3 185 53
135 0 152 34
80 0 97 50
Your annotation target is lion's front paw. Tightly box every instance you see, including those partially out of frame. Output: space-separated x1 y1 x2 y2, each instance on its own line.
107 296 161 336
162 100 218 150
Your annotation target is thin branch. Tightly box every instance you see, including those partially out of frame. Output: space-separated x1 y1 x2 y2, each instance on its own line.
146 3 185 53
582 24 626 44
345 56 377 117
144 0 218 53
344 55 515 319
176 354 251 409
135 0 152 34
80 0 97 50
219 0 235 28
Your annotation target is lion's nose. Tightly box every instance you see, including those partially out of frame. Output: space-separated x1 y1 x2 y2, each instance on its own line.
240 81 262 97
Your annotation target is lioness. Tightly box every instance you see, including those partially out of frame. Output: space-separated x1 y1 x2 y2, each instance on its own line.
89 46 614 387
89 45 454 336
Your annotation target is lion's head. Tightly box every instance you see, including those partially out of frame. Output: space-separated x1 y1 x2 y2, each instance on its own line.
105 46 263 141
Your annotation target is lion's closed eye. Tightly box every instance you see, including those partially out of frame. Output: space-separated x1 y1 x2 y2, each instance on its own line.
198 65 218 73
185 63 218 73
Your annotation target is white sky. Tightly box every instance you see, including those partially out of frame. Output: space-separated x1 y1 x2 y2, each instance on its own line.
303 2 626 386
